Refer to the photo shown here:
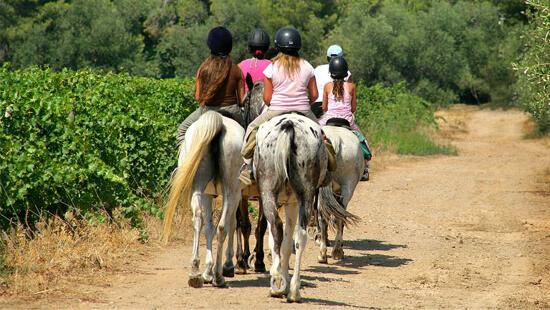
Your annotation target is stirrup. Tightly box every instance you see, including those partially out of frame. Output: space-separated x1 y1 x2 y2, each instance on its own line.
238 163 254 186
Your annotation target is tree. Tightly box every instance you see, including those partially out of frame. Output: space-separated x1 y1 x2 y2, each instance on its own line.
514 0 550 133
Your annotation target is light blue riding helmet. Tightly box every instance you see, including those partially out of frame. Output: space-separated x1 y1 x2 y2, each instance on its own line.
326 45 343 58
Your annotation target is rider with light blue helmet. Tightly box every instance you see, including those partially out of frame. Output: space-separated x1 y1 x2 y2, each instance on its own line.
311 45 352 118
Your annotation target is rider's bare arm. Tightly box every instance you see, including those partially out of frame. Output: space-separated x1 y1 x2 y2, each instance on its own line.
322 82 332 112
264 76 273 106
350 83 357 113
237 70 245 106
195 69 201 103
308 76 318 105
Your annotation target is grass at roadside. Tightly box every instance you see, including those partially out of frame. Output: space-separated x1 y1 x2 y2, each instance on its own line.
371 128 457 156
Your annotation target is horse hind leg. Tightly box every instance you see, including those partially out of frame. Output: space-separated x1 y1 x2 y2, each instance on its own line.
332 192 351 261
212 186 240 287
188 192 204 288
201 195 215 284
251 202 267 273
236 196 252 274
317 203 329 264
287 195 313 302
280 203 298 293
262 194 286 297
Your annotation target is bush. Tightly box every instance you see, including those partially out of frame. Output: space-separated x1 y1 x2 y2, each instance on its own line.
355 82 454 155
514 0 550 134
0 65 196 229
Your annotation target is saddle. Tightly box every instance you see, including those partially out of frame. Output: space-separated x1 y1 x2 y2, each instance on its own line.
325 118 351 130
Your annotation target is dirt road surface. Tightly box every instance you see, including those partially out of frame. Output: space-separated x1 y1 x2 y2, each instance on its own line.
10 105 550 309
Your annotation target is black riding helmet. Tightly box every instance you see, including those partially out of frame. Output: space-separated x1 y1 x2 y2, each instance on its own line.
274 27 301 52
207 26 233 57
329 56 348 79
248 28 270 48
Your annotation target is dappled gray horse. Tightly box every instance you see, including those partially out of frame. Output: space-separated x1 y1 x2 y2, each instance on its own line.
163 111 244 288
314 123 363 263
254 113 356 302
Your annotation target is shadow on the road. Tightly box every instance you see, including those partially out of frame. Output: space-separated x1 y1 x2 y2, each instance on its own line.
305 297 381 309
304 265 360 275
343 239 407 251
338 253 412 269
228 274 270 288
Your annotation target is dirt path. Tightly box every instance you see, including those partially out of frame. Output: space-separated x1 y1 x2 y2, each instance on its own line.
15 105 550 309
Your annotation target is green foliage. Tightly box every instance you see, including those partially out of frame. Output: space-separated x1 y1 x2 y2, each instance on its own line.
323 1 520 105
354 82 455 155
514 0 550 133
4 0 153 74
0 64 196 229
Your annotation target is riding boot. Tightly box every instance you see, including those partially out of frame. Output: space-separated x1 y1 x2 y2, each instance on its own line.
361 159 370 181
242 128 257 160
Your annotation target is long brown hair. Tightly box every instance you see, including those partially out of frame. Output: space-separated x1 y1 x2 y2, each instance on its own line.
272 52 301 80
332 79 345 101
198 55 232 105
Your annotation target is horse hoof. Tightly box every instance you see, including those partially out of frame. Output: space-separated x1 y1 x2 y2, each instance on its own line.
222 267 234 278
287 291 302 303
332 248 344 261
317 255 328 264
270 275 288 297
202 274 213 284
254 262 266 273
213 275 227 288
222 264 235 278
188 275 204 288
235 265 247 275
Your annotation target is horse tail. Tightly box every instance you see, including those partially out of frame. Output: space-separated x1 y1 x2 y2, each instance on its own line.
162 111 224 243
274 120 295 192
318 186 360 230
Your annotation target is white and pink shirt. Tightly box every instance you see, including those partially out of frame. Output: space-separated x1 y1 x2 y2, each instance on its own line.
263 59 315 111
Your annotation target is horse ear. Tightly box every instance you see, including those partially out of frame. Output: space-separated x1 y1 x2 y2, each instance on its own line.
245 73 253 91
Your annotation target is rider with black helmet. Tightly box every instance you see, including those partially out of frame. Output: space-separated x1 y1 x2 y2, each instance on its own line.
239 29 271 92
176 26 245 148
319 56 371 180
239 27 320 184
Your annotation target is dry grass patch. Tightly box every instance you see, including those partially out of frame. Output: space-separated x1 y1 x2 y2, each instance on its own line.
0 211 145 299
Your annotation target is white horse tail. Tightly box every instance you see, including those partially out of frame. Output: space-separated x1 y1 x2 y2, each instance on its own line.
162 111 224 243
274 120 294 192
318 186 360 230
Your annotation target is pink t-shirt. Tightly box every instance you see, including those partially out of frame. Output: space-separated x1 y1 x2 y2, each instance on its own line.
240 58 271 92
263 59 315 111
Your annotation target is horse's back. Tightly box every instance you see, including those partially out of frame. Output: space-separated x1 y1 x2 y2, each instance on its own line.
322 125 363 186
181 112 245 195
255 113 326 199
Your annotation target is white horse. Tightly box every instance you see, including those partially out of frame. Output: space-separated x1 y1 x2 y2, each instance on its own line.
254 113 356 302
163 111 244 288
314 123 364 263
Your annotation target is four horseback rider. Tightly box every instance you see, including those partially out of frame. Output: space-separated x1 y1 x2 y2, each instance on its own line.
175 26 372 182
